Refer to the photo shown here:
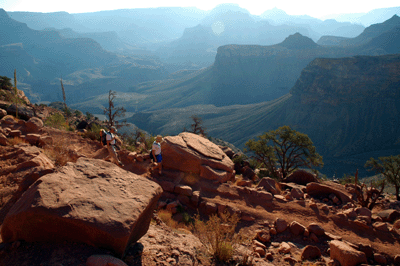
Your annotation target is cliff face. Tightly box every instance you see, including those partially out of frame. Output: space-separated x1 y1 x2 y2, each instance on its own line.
210 34 339 106
209 16 400 107
292 55 400 102
287 54 400 162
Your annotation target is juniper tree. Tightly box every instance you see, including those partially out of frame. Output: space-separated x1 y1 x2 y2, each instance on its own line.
245 125 323 180
184 115 207 136
0 76 12 89
365 155 400 200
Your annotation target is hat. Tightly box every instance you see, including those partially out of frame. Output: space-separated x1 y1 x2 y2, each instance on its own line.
156 135 163 141
110 126 117 132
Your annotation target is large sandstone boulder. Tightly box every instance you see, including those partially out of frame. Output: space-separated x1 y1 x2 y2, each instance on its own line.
0 144 55 223
6 104 34 120
330 240 367 266
25 117 44 133
283 170 318 185
1 158 162 257
375 209 400 223
306 182 352 204
162 132 234 182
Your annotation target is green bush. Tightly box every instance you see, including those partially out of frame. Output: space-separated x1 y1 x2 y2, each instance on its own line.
339 174 357 185
44 113 69 130
74 110 83 117
83 123 102 141
145 135 156 150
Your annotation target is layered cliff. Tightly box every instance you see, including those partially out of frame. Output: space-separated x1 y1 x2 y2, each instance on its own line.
289 54 400 158
208 16 400 107
210 33 341 106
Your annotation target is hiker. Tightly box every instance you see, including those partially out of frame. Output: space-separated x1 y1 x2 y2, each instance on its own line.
106 126 123 167
152 135 163 174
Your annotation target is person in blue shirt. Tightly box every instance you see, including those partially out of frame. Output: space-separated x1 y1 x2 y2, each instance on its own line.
152 135 163 174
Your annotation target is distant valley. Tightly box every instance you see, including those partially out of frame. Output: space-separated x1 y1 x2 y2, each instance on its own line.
1 5 400 177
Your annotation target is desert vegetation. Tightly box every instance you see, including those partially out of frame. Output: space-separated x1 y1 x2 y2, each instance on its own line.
245 126 324 180
366 155 400 201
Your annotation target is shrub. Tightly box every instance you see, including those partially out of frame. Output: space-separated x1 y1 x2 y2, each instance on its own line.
232 153 247 165
192 212 245 263
0 89 14 102
145 135 156 150
83 123 102 141
44 144 69 166
157 209 178 228
339 174 357 185
44 113 69 130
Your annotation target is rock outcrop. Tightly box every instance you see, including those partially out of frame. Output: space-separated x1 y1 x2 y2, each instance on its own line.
257 177 279 194
0 144 54 223
306 182 352 204
1 158 163 257
283 170 318 185
330 240 367 266
161 132 234 183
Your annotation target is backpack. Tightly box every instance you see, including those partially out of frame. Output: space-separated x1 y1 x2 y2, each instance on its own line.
101 131 109 146
149 149 155 162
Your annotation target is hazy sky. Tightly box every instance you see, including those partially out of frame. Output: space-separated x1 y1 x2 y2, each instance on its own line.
1 0 399 18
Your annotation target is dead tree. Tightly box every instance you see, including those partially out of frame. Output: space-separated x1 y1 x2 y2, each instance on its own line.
103 90 126 128
60 77 68 117
184 115 207 136
354 180 385 210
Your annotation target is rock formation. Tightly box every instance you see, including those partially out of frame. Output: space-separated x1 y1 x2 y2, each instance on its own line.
161 132 235 183
1 158 162 257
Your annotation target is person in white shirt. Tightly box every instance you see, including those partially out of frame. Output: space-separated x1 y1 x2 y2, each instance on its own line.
106 126 123 167
152 135 163 174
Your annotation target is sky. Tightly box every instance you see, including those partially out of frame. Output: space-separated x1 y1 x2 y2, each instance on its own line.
0 0 399 18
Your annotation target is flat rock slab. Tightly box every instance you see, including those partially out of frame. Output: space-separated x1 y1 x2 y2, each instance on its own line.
306 182 352 204
330 240 367 266
162 132 234 182
180 132 223 160
1 158 162 258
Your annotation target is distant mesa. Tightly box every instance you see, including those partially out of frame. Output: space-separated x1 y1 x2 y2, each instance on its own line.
280 33 318 49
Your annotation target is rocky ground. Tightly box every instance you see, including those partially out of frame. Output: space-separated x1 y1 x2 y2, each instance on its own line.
0 101 400 266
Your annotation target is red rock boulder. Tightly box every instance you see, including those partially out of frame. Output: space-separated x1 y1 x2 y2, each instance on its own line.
1 158 162 258
161 132 234 183
330 240 367 266
283 170 318 185
307 182 352 204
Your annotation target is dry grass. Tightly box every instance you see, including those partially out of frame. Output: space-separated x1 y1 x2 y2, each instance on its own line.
234 175 244 186
156 209 192 233
191 212 249 263
157 210 179 228
43 144 73 167
8 137 27 146
43 134 76 167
